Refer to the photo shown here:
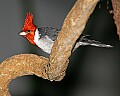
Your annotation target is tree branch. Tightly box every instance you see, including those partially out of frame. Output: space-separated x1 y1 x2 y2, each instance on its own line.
0 0 100 95
0 54 49 96
47 0 99 81
111 0 120 38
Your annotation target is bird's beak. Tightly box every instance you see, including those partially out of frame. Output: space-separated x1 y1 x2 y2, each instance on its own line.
19 31 28 36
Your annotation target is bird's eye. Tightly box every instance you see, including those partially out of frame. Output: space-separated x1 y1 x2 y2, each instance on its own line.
27 30 30 32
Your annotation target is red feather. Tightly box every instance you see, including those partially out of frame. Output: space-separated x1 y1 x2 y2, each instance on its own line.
22 12 36 32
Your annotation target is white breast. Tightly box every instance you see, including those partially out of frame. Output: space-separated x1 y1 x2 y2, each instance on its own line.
34 29 54 54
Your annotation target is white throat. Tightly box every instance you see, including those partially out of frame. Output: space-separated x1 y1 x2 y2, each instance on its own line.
34 28 54 54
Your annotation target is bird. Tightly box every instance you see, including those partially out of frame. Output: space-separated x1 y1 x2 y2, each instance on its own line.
19 12 113 54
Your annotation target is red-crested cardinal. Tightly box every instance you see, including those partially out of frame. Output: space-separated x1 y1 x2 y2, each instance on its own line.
19 12 113 54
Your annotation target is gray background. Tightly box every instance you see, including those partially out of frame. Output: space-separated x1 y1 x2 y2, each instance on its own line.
0 0 120 96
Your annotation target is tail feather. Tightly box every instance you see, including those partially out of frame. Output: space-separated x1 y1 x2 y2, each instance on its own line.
73 35 113 51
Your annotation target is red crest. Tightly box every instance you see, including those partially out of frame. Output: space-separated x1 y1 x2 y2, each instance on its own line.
22 12 36 32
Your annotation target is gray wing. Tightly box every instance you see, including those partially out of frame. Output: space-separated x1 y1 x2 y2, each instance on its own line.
38 27 60 41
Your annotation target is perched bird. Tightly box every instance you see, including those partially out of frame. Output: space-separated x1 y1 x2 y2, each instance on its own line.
19 12 112 54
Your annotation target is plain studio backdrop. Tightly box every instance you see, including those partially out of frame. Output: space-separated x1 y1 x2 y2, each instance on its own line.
0 0 120 96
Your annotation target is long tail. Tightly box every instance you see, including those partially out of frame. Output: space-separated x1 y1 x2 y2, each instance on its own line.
73 35 113 51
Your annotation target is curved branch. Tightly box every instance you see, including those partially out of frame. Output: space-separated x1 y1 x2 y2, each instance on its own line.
47 0 99 81
0 54 49 96
0 0 100 95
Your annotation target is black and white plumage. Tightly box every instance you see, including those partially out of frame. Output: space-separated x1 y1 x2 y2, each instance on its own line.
33 27 113 54
19 13 113 54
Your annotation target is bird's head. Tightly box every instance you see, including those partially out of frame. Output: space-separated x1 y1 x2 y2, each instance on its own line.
19 12 37 45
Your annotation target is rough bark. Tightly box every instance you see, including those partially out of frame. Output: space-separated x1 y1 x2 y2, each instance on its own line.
47 0 99 81
0 0 99 95
0 54 49 96
111 0 120 38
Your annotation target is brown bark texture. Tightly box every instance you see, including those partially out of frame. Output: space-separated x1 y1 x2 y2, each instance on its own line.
0 0 99 95
48 0 99 81
112 0 120 38
0 54 49 96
